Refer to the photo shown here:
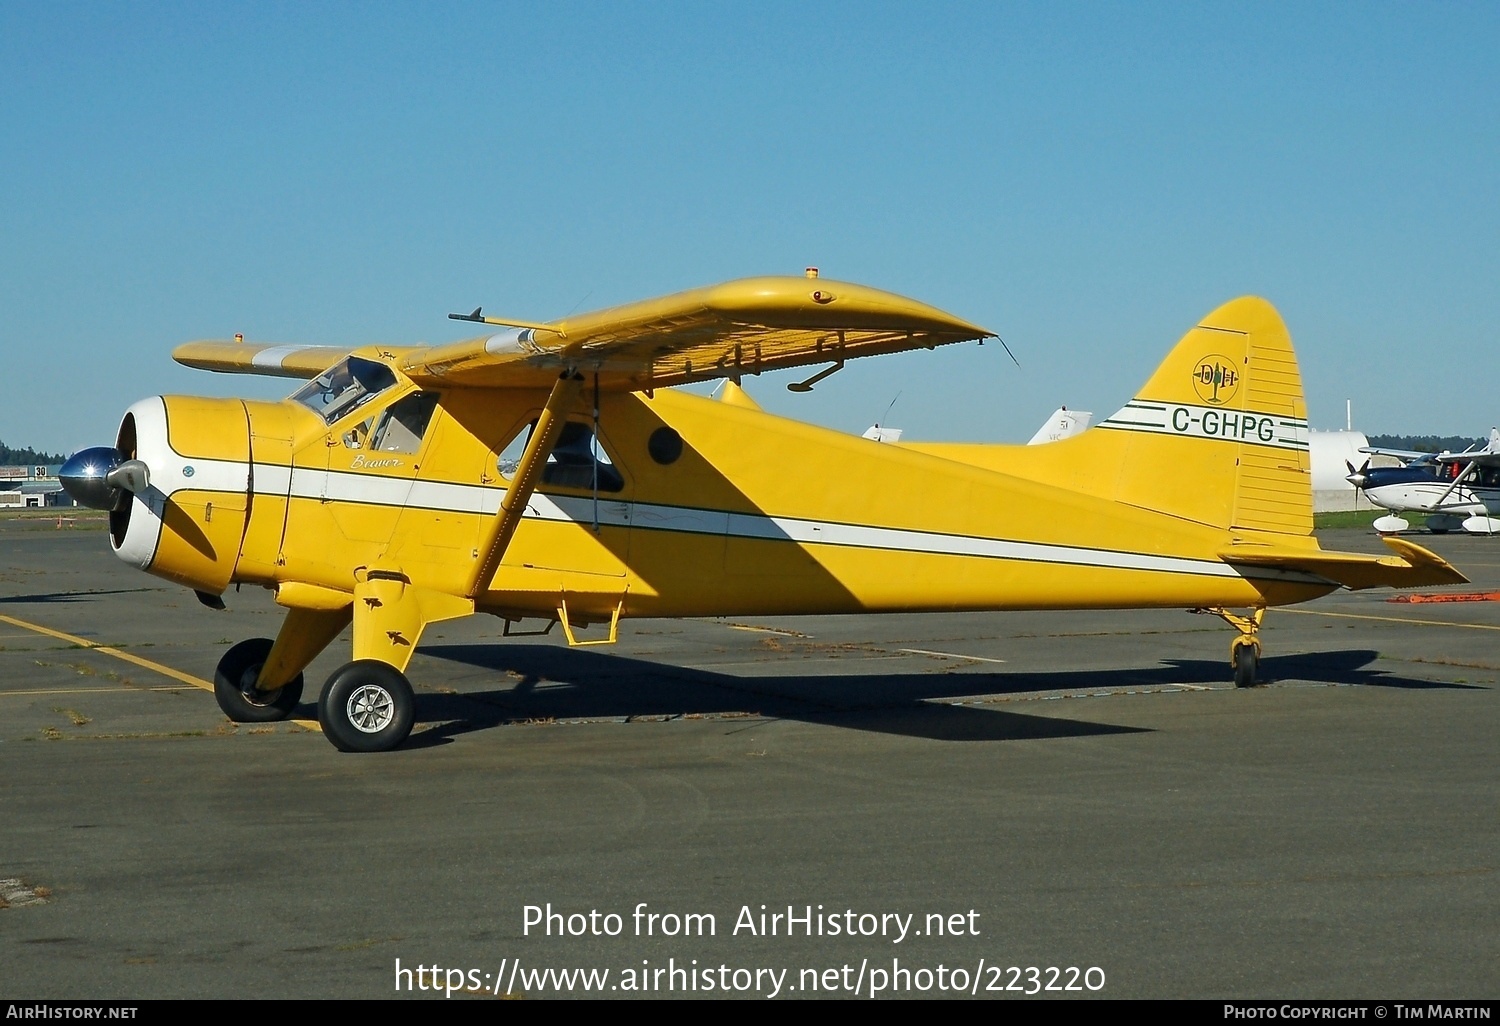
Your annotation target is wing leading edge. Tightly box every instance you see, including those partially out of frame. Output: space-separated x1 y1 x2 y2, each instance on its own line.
173 342 421 379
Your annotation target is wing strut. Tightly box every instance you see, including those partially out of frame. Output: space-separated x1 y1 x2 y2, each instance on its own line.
466 372 585 599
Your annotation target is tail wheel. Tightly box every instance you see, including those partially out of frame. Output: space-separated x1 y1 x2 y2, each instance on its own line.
214 638 304 722
318 660 415 753
1232 638 1259 688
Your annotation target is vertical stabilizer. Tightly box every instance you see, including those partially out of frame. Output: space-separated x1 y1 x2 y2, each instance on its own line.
1027 407 1092 445
1094 297 1312 535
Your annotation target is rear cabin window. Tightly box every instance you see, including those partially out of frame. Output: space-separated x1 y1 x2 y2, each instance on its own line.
497 421 624 493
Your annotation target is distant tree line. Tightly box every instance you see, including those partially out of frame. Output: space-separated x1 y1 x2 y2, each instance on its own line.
1366 434 1487 454
0 441 66 466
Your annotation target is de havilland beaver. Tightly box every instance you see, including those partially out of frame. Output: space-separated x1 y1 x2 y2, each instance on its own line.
60 273 1465 751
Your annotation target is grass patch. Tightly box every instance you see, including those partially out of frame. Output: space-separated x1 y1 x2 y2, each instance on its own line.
1314 509 1383 529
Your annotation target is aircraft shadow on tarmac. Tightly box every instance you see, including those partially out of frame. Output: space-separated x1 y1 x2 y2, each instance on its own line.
0 587 163 604
320 643 1484 749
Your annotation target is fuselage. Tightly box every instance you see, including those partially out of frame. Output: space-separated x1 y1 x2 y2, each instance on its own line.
93 364 1337 626
1357 462 1500 517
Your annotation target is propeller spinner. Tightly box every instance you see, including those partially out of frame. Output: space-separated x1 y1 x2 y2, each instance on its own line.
1344 458 1371 489
59 447 150 510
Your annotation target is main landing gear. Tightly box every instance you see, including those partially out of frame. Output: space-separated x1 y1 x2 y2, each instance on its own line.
317 660 416 753
1198 607 1265 688
213 641 416 753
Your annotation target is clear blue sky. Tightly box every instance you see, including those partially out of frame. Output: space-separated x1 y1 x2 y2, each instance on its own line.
3 2 1496 454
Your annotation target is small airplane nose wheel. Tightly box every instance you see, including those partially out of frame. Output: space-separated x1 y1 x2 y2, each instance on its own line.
213 638 305 722
1231 636 1260 689
318 660 416 753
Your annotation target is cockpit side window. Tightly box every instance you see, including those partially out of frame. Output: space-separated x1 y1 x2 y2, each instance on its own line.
496 420 625 492
291 357 398 425
369 392 439 454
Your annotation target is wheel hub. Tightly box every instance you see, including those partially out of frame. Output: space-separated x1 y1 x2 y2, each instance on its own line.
236 665 281 707
346 684 395 733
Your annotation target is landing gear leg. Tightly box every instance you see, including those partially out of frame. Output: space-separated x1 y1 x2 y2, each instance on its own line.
1200 607 1265 688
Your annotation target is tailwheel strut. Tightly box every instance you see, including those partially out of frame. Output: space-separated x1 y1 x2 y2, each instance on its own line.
1198 607 1265 688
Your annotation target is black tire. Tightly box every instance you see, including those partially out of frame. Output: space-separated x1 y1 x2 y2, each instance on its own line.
1233 643 1258 688
318 660 415 753
214 638 305 722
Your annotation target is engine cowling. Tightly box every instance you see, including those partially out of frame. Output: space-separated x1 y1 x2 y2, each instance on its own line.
63 396 253 595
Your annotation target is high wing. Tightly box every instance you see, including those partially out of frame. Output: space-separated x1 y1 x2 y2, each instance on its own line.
1431 428 1500 466
1357 446 1434 465
1359 430 1500 468
172 276 993 389
173 341 422 379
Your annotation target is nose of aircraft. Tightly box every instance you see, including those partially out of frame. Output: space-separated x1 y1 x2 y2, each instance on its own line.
1343 458 1370 490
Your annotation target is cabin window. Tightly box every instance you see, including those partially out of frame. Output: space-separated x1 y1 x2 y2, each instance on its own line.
291 357 397 425
648 427 684 465
496 420 624 493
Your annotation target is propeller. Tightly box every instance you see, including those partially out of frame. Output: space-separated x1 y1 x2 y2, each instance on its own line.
1344 458 1371 489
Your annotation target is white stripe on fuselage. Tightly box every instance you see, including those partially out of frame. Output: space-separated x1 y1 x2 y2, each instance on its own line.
142 454 1331 586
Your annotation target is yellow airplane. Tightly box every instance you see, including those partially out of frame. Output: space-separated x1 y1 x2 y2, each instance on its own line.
59 272 1465 752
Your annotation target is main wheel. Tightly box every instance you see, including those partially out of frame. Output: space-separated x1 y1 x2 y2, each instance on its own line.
318 660 415 753
214 638 304 722
1232 642 1259 688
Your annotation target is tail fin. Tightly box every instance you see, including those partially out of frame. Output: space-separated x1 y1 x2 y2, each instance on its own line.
1093 297 1311 536
1027 407 1092 445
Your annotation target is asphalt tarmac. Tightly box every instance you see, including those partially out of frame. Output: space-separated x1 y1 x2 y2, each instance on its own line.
1 515 1496 999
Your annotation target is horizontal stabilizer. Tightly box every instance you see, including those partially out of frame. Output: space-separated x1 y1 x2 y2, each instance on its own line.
1219 537 1467 591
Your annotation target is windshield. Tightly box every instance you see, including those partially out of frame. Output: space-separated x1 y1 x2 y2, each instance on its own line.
291 357 398 424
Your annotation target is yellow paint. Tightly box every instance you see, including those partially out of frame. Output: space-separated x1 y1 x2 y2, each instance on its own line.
90 282 1467 697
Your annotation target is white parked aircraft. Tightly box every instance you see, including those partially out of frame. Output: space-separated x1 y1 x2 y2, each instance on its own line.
861 407 1092 446
1346 429 1500 534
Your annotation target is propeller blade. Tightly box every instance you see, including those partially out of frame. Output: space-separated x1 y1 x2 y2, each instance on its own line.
105 459 150 496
